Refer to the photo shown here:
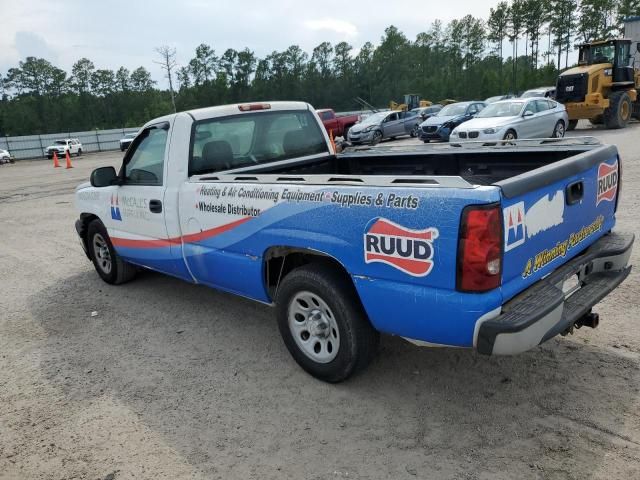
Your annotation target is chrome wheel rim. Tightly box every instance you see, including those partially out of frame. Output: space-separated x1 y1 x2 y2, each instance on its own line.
93 233 112 274
372 131 382 144
554 123 565 138
505 132 515 140
288 291 340 363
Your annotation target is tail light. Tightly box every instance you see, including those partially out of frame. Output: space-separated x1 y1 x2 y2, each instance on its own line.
457 203 503 292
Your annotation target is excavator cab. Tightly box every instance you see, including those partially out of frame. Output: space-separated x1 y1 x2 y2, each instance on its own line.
577 39 635 85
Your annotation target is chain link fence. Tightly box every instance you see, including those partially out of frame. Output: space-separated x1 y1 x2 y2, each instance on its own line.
1 128 140 160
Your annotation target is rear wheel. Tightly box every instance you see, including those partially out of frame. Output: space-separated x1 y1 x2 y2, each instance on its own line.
77 148 82 157
604 91 632 129
87 220 137 285
410 124 420 137
589 115 603 125
552 121 565 138
276 263 379 382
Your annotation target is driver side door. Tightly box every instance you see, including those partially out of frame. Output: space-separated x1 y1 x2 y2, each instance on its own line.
106 123 173 272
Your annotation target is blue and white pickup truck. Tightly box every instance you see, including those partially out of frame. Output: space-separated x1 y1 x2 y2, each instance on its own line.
74 101 633 382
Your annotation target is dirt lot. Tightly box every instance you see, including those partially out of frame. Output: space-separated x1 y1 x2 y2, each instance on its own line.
1 122 639 480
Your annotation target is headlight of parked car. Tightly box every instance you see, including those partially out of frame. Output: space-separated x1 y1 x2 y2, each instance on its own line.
362 126 374 133
483 128 497 134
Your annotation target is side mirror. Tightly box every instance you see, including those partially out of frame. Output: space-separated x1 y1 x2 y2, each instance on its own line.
523 111 534 117
90 166 118 187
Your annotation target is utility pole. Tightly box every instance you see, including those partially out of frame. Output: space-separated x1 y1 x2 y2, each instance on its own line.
154 46 177 113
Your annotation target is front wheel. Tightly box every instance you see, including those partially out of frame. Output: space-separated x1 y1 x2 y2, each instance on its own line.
276 263 379 382
87 220 137 285
503 129 517 141
552 121 565 138
77 148 82 157
371 130 383 145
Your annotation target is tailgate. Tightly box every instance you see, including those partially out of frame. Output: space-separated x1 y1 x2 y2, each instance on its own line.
498 145 620 302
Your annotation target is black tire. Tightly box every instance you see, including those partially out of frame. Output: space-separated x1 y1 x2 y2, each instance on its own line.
87 219 137 285
371 130 383 145
552 120 565 138
604 91 632 129
276 263 379 383
423 139 430 143
567 119 578 131
410 124 419 137
503 129 517 141
77 148 82 156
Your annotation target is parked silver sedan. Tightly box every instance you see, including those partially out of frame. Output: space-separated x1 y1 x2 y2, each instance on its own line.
347 110 407 145
450 98 569 143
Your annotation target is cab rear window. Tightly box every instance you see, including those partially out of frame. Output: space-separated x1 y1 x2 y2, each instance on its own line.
189 110 328 175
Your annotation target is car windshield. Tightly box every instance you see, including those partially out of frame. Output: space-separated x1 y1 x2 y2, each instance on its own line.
477 101 524 117
359 112 388 125
438 104 467 116
55 140 67 145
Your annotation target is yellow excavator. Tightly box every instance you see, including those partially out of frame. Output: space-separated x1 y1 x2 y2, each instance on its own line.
389 94 432 111
556 31 640 130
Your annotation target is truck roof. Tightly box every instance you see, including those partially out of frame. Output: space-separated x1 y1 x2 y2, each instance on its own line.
172 101 313 125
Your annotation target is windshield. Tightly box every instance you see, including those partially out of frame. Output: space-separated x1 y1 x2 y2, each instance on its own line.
189 110 328 175
438 104 467 116
521 90 544 98
360 112 388 125
477 101 524 117
55 140 67 145
591 44 615 64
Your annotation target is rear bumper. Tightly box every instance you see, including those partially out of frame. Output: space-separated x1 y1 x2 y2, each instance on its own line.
476 231 634 355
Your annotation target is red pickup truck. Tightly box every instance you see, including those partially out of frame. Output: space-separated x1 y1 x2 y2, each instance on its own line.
316 109 360 138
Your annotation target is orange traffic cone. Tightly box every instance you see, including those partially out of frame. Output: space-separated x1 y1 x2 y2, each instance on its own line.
65 150 73 169
53 151 61 168
329 129 337 154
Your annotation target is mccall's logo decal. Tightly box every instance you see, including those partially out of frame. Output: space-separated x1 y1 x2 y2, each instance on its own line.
110 194 122 221
597 160 618 206
364 218 438 277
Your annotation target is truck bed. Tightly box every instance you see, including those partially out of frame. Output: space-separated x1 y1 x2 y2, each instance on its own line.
236 140 610 195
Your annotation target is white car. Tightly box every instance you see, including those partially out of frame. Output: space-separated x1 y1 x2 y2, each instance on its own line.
450 98 569 143
0 148 12 164
46 138 83 159
119 133 137 151
520 86 556 99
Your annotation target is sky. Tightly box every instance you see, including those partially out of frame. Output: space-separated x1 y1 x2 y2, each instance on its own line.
1 0 512 86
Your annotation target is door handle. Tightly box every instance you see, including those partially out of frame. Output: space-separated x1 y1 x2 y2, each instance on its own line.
566 181 584 205
149 199 163 213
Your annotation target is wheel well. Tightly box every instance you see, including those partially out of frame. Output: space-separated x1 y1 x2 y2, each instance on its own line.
264 247 354 301
78 213 99 256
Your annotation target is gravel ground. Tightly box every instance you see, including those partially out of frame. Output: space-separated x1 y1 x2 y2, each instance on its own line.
1 121 639 480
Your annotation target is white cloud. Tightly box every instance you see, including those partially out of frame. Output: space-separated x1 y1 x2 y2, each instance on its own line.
304 18 358 37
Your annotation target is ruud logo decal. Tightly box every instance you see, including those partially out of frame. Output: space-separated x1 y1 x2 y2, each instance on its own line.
364 218 438 277
597 160 618 206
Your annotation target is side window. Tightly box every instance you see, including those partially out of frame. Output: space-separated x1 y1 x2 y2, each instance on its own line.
523 102 536 115
467 104 477 115
476 103 486 112
387 113 398 122
535 100 550 112
123 126 168 185
548 100 558 109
